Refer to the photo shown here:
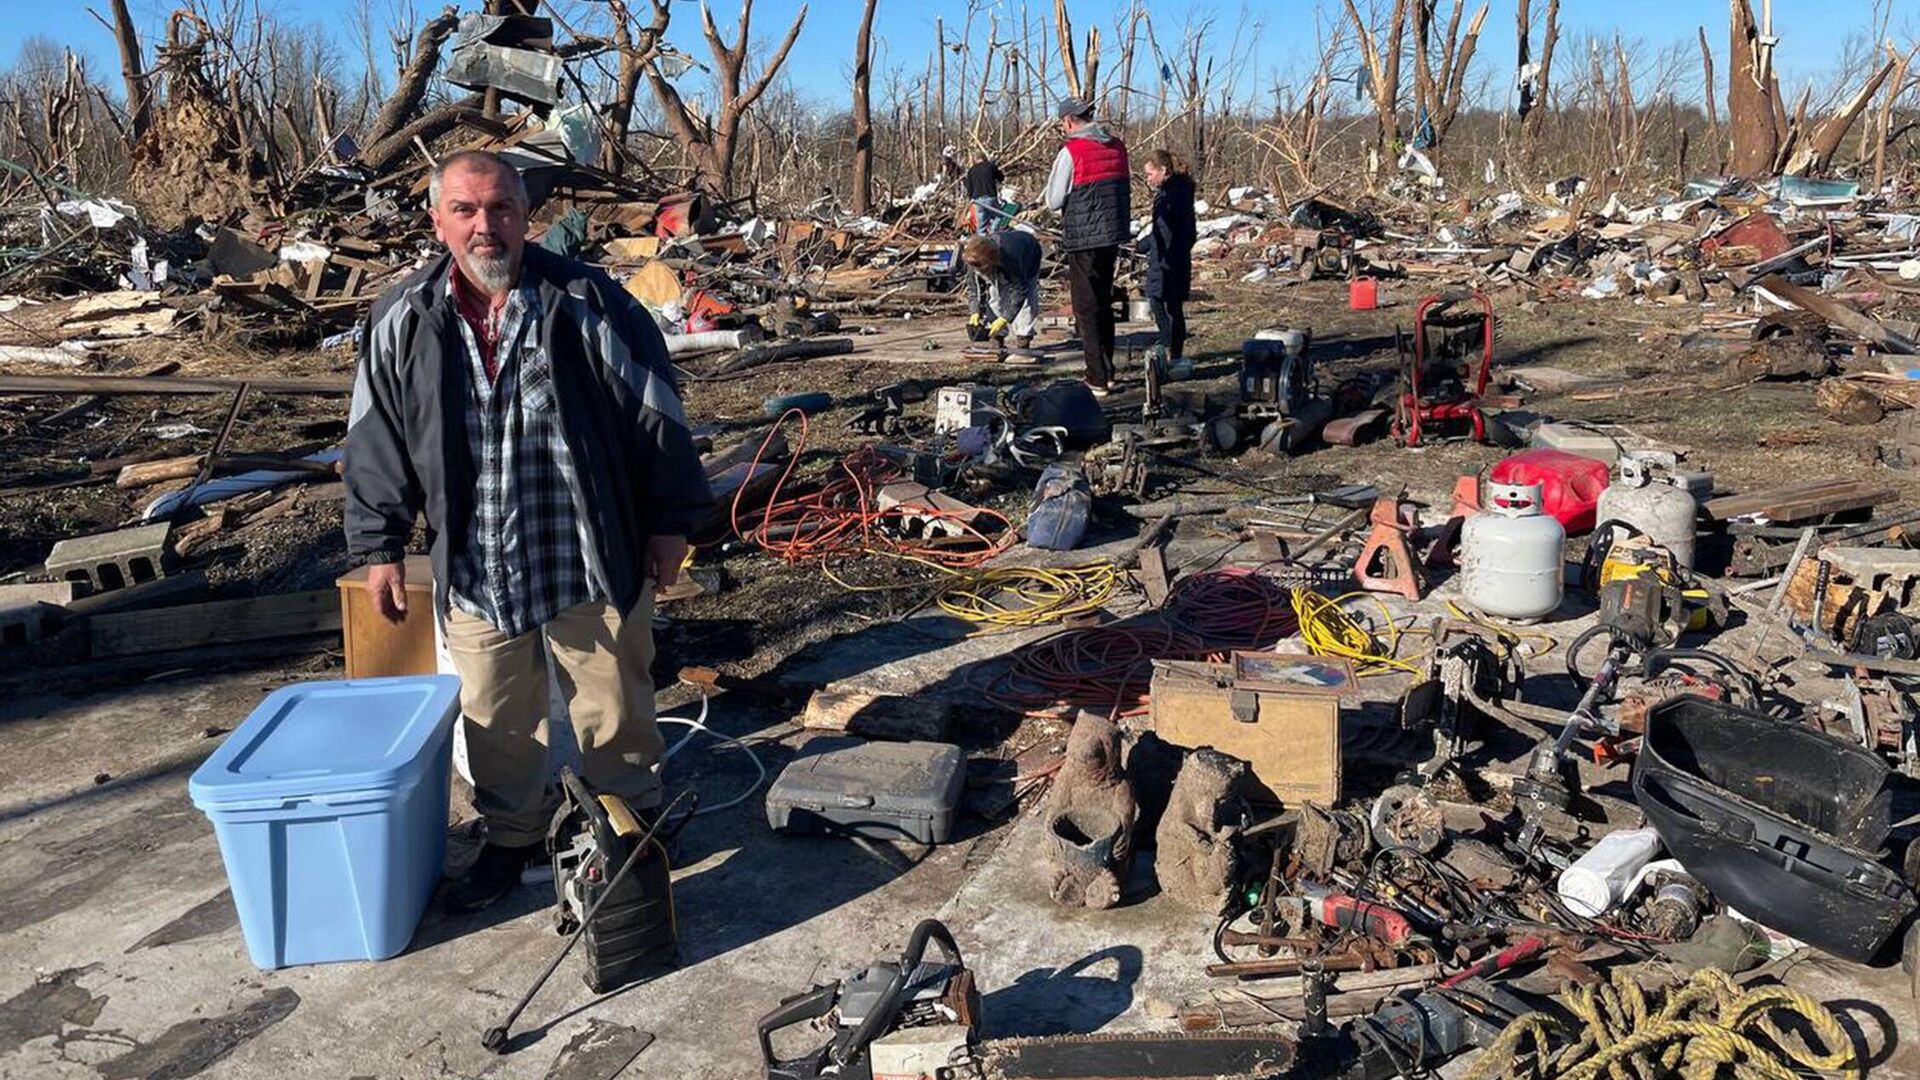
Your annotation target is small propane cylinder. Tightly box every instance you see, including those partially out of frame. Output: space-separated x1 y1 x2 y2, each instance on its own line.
1595 451 1699 570
1460 481 1566 622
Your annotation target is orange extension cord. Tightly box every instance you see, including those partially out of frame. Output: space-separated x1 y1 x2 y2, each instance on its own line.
729 408 1016 568
969 565 1302 718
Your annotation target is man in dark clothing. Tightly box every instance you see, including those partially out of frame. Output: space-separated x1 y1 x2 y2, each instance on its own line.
964 157 1006 233
1043 97 1129 395
344 150 712 912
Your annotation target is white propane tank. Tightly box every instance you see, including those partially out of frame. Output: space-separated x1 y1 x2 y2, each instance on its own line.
1460 481 1566 622
1595 451 1699 569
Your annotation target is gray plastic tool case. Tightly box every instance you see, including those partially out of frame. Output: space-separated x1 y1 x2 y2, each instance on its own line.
765 738 966 844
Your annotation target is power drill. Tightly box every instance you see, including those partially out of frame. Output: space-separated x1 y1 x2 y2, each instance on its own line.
1340 978 1541 1079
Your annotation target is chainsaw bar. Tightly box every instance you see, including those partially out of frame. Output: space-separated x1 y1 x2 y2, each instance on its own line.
978 1030 1297 1080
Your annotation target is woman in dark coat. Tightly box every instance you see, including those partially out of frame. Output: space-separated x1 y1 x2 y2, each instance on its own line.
1142 149 1197 374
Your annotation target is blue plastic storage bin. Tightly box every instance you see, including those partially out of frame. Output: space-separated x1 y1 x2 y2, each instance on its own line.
189 676 462 969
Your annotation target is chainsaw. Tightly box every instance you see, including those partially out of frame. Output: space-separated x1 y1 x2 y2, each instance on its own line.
758 920 1299 1080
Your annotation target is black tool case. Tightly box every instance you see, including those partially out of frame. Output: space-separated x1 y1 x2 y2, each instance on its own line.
766 738 966 844
1633 695 1915 961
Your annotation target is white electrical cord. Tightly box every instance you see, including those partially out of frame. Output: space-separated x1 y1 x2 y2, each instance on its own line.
657 693 767 817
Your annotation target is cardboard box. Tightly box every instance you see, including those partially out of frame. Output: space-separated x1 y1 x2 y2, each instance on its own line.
1148 653 1354 805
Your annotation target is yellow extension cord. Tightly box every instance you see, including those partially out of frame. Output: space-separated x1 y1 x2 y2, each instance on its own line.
1462 967 1858 1080
822 551 1123 629
1292 589 1426 675
934 562 1122 627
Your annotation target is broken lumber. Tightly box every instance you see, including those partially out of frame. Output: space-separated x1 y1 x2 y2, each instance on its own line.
1705 478 1897 522
801 688 956 741
1756 274 1918 356
88 590 341 658
0 373 353 396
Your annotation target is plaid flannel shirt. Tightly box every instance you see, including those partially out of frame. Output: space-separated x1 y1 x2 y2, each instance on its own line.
446 273 604 638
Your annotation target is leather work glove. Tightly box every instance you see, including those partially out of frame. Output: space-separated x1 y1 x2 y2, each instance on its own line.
988 317 1010 339
968 312 983 327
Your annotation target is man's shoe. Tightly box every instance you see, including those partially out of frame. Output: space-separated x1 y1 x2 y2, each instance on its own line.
446 841 541 913
1086 380 1113 398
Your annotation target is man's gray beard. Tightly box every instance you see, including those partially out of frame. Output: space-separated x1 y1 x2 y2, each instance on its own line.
464 249 517 292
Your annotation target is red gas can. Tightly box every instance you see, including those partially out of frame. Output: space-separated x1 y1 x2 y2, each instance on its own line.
1488 449 1610 535
1348 278 1379 310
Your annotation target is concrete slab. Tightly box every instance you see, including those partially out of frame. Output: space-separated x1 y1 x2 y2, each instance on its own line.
936 806 1217 1039
0 668 991 1080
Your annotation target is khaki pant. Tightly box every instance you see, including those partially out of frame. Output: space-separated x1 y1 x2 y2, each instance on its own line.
443 597 662 847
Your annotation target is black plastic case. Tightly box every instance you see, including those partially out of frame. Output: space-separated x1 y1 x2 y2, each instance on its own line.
765 737 966 844
1634 695 1915 962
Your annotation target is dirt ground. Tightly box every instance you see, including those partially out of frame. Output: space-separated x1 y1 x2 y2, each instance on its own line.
4 272 1906 673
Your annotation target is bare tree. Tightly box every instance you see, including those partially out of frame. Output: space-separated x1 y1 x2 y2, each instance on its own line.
851 0 878 213
1343 0 1410 149
641 0 808 199
603 0 672 170
1409 0 1489 152
1516 0 1560 142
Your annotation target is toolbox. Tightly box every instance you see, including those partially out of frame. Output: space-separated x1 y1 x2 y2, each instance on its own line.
1635 695 1915 962
766 737 966 844
1148 653 1354 805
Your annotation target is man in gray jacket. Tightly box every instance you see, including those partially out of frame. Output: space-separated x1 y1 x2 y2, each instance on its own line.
1043 98 1130 395
344 150 712 912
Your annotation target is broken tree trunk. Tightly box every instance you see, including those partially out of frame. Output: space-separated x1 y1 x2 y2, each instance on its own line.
1055 0 1082 101
1728 0 1782 177
107 0 151 144
851 0 878 214
1787 49 1898 176
363 7 460 152
360 97 487 174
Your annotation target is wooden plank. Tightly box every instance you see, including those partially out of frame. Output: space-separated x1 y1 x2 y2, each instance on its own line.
1138 546 1172 607
1179 964 1443 1031
0 373 351 396
117 455 204 489
800 689 954 741
89 590 341 657
1756 273 1919 355
1706 478 1896 521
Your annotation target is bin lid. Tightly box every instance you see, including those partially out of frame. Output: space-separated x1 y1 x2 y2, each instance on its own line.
189 676 462 809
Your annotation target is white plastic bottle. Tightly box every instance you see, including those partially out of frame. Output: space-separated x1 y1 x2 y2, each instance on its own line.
1557 828 1662 918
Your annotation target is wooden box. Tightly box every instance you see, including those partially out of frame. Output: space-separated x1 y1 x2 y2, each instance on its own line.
1148 653 1355 806
336 555 437 678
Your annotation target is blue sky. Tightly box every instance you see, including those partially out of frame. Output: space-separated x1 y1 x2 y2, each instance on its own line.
5 0 1908 111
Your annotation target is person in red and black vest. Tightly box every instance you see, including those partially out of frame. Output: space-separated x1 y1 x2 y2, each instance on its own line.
1043 98 1129 396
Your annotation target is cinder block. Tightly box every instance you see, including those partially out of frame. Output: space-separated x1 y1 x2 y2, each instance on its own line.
44 523 171 593
0 603 56 647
